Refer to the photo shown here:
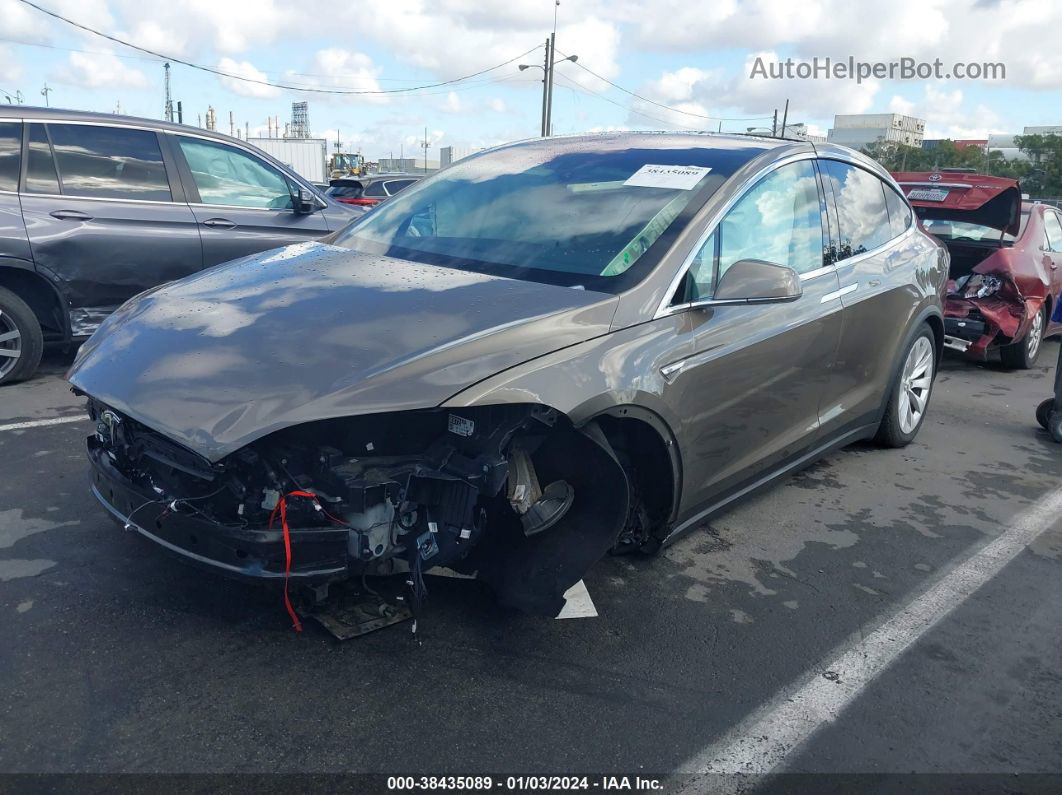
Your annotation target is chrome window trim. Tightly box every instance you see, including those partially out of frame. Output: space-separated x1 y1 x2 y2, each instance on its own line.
16 190 181 207
654 151 821 319
188 202 293 212
15 118 163 134
832 223 916 270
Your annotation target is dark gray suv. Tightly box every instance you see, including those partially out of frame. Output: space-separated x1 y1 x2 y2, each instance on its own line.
0 107 359 384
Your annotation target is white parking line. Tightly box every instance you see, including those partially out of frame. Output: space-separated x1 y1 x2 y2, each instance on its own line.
0 415 87 433
678 485 1062 788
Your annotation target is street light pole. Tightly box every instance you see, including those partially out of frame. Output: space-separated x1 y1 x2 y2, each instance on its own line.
545 32 556 137
540 38 550 137
519 49 578 138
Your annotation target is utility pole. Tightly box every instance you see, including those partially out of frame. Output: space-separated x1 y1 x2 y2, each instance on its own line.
772 109 778 137
421 126 429 173
163 62 173 122
177 101 183 125
40 83 51 107
229 111 235 137
780 99 789 138
540 38 550 136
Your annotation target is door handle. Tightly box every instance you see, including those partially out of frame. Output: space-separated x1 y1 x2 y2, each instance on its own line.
820 283 859 303
201 218 236 229
49 209 93 221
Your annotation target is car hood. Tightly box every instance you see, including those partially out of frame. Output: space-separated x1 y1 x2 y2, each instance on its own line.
892 172 1022 235
68 241 617 462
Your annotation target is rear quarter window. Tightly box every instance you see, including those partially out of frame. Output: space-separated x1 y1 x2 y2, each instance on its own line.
821 160 894 259
0 121 21 192
884 185 912 238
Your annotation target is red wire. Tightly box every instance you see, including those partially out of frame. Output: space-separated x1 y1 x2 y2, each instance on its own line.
268 489 322 633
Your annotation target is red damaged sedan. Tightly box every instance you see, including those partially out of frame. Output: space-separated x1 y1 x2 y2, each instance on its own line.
893 170 1062 368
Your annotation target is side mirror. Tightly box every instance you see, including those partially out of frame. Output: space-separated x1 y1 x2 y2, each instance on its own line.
713 258 802 303
293 188 319 214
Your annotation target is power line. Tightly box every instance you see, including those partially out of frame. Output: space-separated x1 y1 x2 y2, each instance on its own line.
555 49 774 123
17 0 543 96
551 72 703 130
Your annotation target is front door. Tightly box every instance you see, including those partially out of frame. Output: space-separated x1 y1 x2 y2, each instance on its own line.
170 134 331 267
18 121 203 335
665 158 843 512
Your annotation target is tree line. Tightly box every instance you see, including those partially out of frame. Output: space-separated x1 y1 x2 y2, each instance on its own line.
861 134 1062 198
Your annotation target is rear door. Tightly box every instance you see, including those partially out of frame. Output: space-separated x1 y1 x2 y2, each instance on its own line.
819 159 920 435
665 157 843 511
18 121 203 335
1042 210 1062 333
169 134 331 267
0 120 30 267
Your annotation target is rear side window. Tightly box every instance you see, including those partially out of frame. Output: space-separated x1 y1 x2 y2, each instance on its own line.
884 186 912 238
363 181 388 198
47 124 171 201
327 185 362 198
821 161 893 259
0 122 21 192
1044 212 1062 253
25 123 59 195
385 179 416 195
178 137 293 209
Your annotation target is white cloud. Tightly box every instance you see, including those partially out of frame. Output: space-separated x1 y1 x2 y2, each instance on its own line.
282 48 385 105
0 45 23 88
489 97 507 113
55 50 150 90
889 85 1006 138
217 57 280 98
629 51 879 132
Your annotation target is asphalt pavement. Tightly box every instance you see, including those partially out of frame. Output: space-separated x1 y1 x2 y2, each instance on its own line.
1 343 1061 789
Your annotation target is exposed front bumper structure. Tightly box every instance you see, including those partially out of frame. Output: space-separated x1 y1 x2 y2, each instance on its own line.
89 438 350 584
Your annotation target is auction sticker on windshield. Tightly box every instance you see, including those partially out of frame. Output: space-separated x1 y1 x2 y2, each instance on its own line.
624 164 711 190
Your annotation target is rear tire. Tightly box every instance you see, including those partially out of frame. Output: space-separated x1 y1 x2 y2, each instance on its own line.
1000 304 1046 369
874 326 936 448
0 286 44 386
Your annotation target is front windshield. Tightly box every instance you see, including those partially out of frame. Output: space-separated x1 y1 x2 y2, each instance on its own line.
331 137 766 291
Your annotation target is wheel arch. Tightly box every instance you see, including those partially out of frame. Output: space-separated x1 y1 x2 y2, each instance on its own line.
577 403 683 528
0 261 70 340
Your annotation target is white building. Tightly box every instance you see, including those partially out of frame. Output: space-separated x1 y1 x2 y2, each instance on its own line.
986 133 1026 162
440 145 476 168
1023 125 1062 135
827 113 925 149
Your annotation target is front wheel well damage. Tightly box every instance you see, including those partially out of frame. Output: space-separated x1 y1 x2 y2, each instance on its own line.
88 399 650 617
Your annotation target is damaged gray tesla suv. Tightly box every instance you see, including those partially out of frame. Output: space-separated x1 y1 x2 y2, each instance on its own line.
69 133 947 618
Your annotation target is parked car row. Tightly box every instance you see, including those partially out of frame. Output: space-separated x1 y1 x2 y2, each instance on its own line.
66 131 948 618
0 107 360 384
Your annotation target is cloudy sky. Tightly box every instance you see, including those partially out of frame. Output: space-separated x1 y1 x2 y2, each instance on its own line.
1 0 1060 159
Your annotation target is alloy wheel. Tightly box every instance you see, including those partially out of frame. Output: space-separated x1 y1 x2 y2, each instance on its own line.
898 336 934 435
0 310 23 380
1027 308 1044 362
